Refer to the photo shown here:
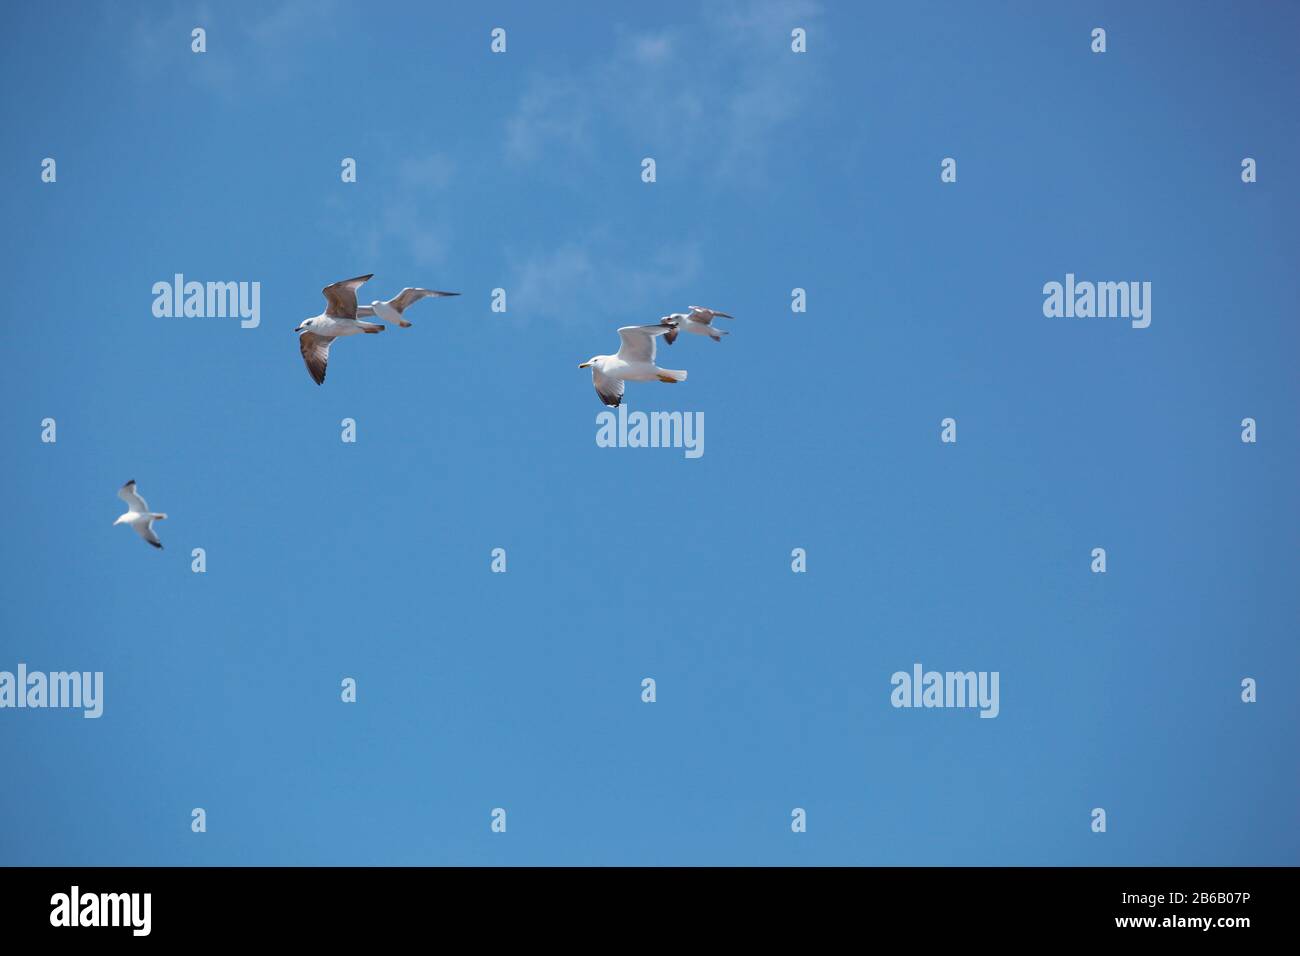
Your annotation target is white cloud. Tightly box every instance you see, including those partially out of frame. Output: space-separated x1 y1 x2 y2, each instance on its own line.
126 0 340 96
632 32 674 64
507 234 703 324
359 202 450 270
318 149 457 271
505 74 593 164
398 154 456 192
503 0 823 184
502 4 821 324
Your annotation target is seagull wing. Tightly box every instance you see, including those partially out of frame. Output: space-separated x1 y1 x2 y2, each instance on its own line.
615 324 668 364
321 274 374 319
592 368 625 407
659 314 686 344
117 480 149 513
299 332 333 385
689 306 734 321
133 517 163 549
388 287 460 312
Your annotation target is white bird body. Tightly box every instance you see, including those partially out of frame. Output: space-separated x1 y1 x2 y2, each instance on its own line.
357 287 459 329
580 325 686 406
368 300 405 328
660 305 734 344
114 480 166 549
295 276 458 385
303 314 377 338
594 356 659 381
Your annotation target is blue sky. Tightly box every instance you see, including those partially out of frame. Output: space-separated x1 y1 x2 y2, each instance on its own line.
1 0 1297 865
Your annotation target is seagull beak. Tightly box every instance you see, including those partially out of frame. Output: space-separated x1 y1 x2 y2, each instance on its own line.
579 361 591 369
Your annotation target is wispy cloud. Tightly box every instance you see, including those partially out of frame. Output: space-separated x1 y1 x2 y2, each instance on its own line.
504 73 595 165
397 154 456 192
316 149 457 271
126 0 339 96
354 200 452 270
631 32 675 65
501 1 818 322
244 0 332 48
507 233 703 324
504 0 823 184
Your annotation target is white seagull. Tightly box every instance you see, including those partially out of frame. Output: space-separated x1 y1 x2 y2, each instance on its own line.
660 305 735 344
114 480 167 550
579 324 687 407
357 287 459 329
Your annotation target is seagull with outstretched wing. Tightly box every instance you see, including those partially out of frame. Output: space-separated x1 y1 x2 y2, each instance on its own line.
113 480 167 549
659 305 735 344
293 274 385 385
358 287 459 328
294 275 460 383
578 325 687 407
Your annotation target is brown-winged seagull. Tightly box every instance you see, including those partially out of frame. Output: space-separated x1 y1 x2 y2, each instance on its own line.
660 305 734 344
358 287 459 328
294 275 459 384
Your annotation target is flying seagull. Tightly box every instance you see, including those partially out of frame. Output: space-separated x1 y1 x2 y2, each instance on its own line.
294 275 459 384
357 287 459 328
114 480 167 549
660 305 735 345
579 325 686 407
294 274 384 385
